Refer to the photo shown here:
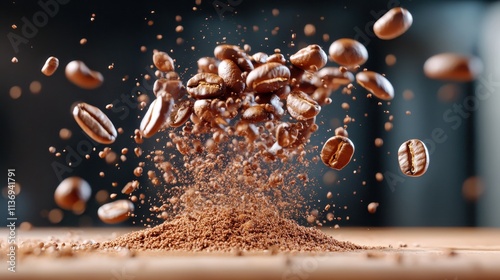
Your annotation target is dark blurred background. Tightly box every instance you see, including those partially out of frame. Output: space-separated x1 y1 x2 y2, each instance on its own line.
1 0 499 227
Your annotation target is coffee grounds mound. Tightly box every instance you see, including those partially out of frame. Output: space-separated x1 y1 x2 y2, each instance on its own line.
102 206 363 252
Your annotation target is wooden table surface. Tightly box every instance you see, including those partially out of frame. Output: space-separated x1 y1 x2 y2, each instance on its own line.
1 227 499 280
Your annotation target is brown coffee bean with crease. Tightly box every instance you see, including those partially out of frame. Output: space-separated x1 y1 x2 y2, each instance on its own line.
246 62 290 93
290 44 327 72
41 56 59 76
286 90 321 120
356 71 394 100
153 51 175 72
398 139 429 177
54 176 91 211
140 93 173 138
168 100 193 127
73 102 117 144
218 59 245 94
98 199 134 224
241 104 273 123
276 123 298 147
65 60 103 89
187 73 225 99
321 135 355 170
328 38 368 67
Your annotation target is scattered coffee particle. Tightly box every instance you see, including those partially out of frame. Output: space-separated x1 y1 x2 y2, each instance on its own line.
367 202 379 214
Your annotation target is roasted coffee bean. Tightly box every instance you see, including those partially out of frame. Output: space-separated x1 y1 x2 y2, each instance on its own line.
373 7 413 40
140 93 173 138
54 177 91 211
290 44 327 72
315 67 354 88
98 199 134 224
328 38 368 67
197 57 219 73
193 99 215 122
153 78 185 99
168 100 193 127
276 123 298 147
423 53 483 82
153 51 175 72
241 104 273 123
246 62 290 93
41 56 59 76
266 53 286 65
121 181 139 195
73 102 117 144
320 135 355 170
286 90 321 120
164 71 180 80
65 60 104 89
355 71 394 100
397 139 429 177
252 52 268 66
187 73 225 99
214 44 244 60
218 59 245 94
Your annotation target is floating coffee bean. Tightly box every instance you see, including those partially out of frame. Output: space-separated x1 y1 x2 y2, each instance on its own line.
214 44 243 60
241 104 273 123
252 52 268 66
315 67 354 88
121 181 139 195
65 60 103 89
218 59 245 94
373 7 413 40
193 99 215 122
334 127 348 137
423 53 483 82
286 90 321 120
276 123 298 147
153 51 175 72
355 71 394 100
187 73 225 99
98 199 134 224
290 44 327 72
266 53 286 65
73 102 117 144
320 135 355 170
54 176 91 211
397 139 429 177
246 62 290 93
41 56 59 76
328 38 368 67
140 93 173 138
197 57 219 74
168 100 193 127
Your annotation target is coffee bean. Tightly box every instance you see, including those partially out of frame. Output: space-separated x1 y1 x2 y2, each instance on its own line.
153 78 186 100
214 44 244 61
241 104 273 123
355 71 394 100
41 56 59 76
397 139 429 177
315 67 354 88
423 53 483 82
153 51 175 72
246 62 290 93
193 99 215 122
187 73 225 99
218 59 245 94
276 123 298 147
320 135 355 170
73 102 117 144
373 7 413 40
311 87 333 105
168 99 193 127
98 199 134 224
140 93 173 138
252 52 268 66
121 181 139 195
54 177 91 211
197 57 219 74
65 60 103 89
290 44 327 72
328 38 368 67
286 90 321 121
